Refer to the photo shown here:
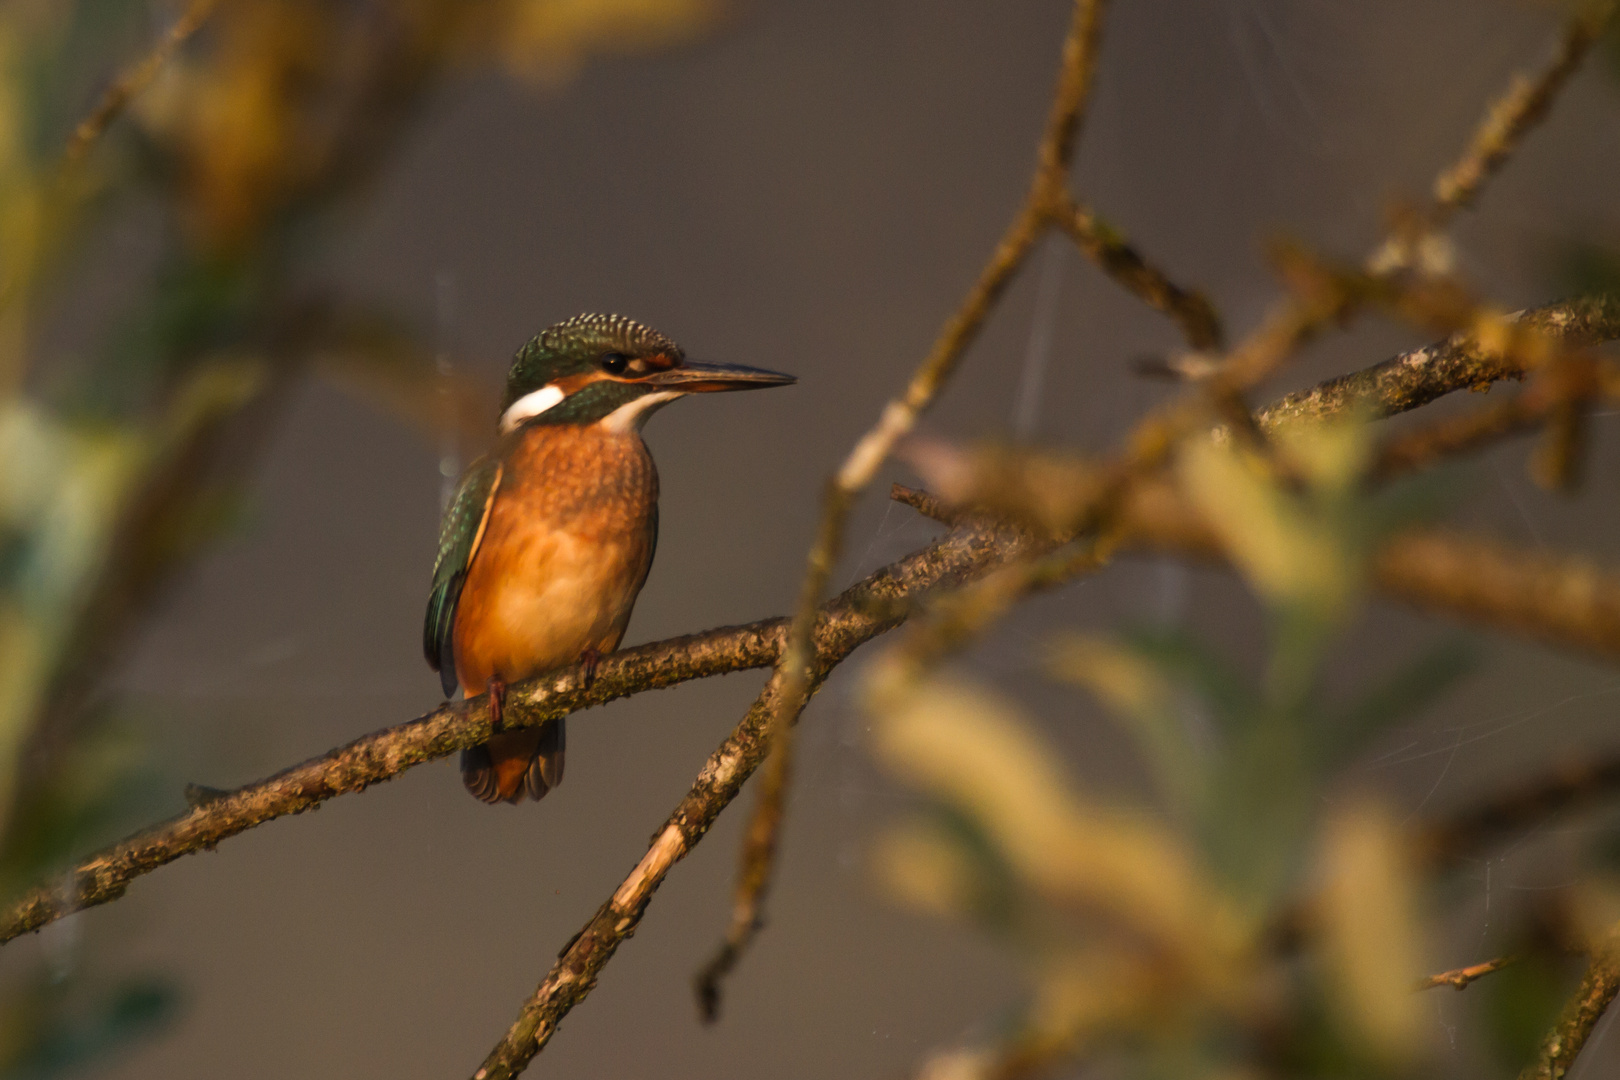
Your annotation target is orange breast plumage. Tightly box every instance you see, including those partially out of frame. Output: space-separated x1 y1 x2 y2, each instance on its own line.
452 423 658 694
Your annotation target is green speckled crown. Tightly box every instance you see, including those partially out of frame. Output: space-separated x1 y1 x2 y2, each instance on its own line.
495 312 794 432
502 314 684 413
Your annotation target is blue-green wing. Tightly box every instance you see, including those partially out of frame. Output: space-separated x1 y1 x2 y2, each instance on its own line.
424 456 503 697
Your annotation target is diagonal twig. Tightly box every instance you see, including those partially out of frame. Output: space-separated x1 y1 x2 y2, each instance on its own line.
1052 193 1222 350
1373 386 1550 479
470 524 1038 1080
1190 2 1619 449
1417 955 1518 992
1255 296 1620 431
64 0 225 167
695 0 1116 1020
0 0 228 386
1372 0 1619 274
1430 1 1617 221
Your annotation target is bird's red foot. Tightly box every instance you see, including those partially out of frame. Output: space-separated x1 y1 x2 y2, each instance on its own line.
487 676 508 732
580 649 602 688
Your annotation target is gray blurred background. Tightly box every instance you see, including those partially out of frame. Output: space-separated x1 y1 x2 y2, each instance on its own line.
17 0 1620 1074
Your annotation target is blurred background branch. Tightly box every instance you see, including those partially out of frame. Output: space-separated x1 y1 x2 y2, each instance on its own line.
60 0 222 169
0 0 725 1072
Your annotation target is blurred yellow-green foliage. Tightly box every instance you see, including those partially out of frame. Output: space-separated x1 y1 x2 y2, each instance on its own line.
865 425 1532 1078
0 0 719 1072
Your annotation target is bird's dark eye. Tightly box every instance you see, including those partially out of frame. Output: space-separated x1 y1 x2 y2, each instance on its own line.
599 352 629 375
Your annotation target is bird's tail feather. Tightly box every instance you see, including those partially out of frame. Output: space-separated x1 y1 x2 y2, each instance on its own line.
461 719 565 804
522 717 565 801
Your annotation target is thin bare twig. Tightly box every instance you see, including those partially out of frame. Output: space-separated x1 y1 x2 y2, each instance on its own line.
1365 349 1604 486
891 483 981 529
696 0 1113 1019
0 0 226 385
63 0 224 166
1053 193 1223 350
1240 296 1620 482
1370 0 1618 275
1195 2 1618 453
1368 324 1606 484
1417 955 1519 991
1374 392 1545 478
1431 1 1617 221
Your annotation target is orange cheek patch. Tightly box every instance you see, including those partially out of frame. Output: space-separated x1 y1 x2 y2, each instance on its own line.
547 355 680 393
552 371 608 394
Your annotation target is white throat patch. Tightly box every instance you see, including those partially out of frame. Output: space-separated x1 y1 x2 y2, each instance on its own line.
599 390 684 434
499 385 567 433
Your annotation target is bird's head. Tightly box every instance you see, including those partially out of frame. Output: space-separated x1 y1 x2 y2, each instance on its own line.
498 313 795 435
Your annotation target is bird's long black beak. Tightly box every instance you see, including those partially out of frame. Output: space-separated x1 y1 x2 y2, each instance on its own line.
648 360 796 393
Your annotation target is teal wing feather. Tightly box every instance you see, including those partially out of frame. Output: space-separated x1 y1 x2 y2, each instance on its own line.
424 456 503 697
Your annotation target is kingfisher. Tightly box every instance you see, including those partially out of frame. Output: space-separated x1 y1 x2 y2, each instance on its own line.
424 314 795 804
